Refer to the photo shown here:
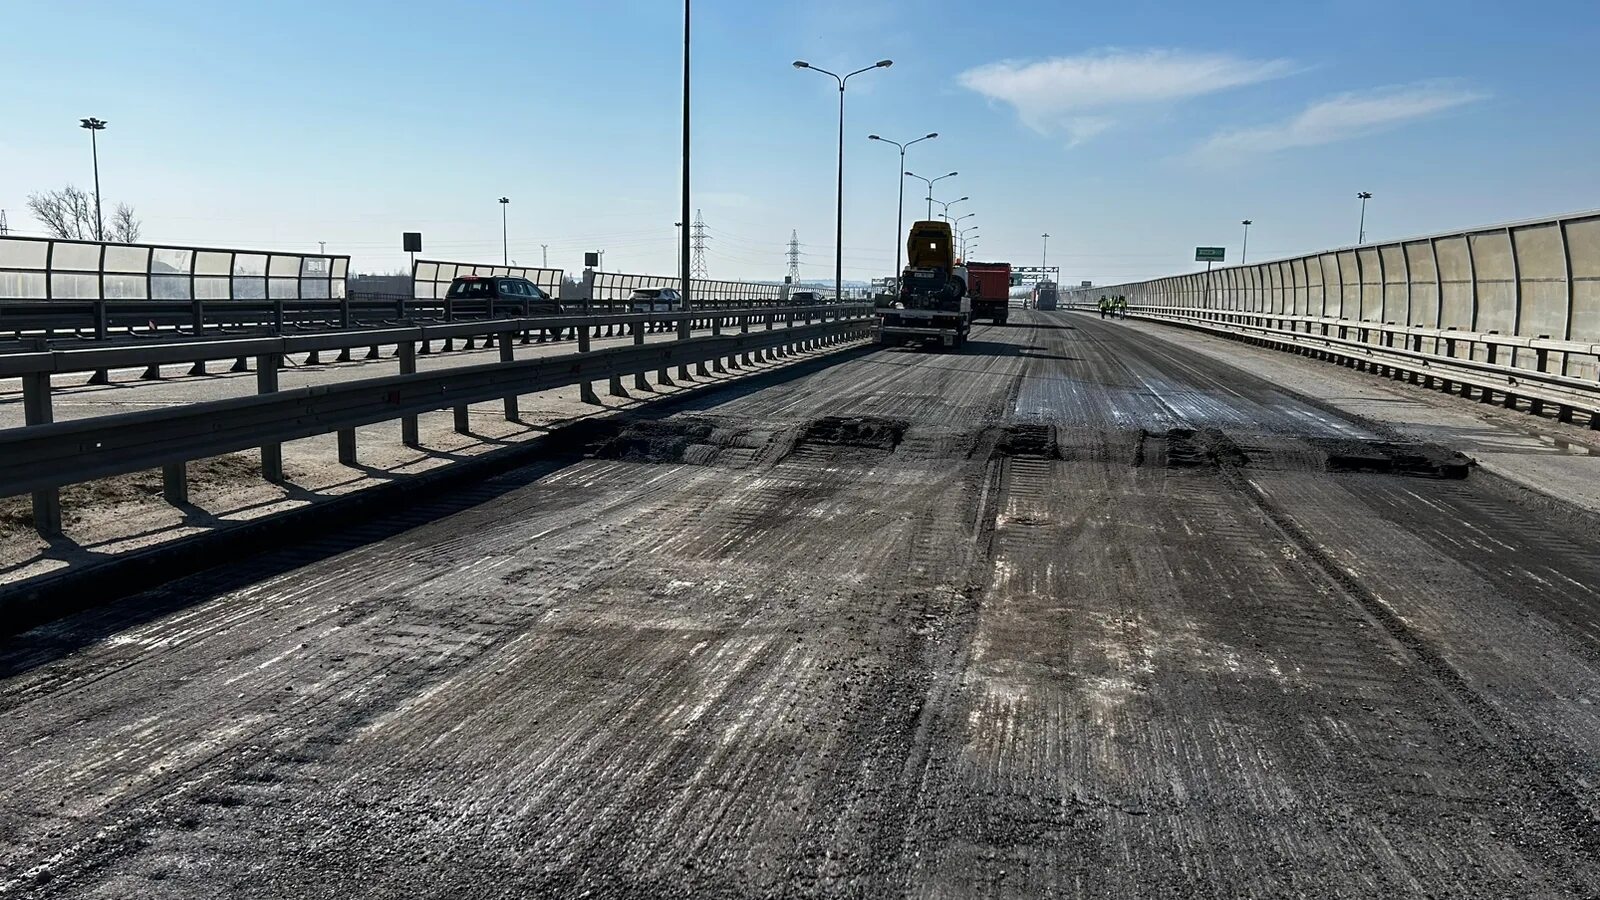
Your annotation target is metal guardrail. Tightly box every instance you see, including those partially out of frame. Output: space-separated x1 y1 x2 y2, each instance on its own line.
4 304 875 534
1068 301 1600 428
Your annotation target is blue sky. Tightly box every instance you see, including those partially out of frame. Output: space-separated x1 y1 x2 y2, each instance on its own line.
3 0 1598 284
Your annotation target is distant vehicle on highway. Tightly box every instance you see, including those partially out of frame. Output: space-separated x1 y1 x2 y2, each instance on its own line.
790 290 821 305
446 275 561 314
629 288 682 312
1033 281 1059 311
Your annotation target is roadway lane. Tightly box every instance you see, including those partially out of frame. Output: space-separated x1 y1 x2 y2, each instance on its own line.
4 310 1600 898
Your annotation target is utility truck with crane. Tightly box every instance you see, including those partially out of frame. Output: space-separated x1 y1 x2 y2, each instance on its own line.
874 220 970 349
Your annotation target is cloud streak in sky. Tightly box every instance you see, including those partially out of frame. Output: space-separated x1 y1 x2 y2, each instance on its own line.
1195 81 1487 157
958 49 1297 144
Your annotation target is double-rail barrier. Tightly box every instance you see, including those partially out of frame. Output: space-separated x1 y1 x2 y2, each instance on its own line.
1065 210 1600 429
1 304 876 535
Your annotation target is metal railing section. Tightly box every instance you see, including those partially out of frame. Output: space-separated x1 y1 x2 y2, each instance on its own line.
1061 210 1600 425
590 271 785 310
0 235 348 303
411 259 563 300
3 304 876 534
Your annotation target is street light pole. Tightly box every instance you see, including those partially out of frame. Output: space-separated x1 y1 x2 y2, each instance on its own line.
933 195 969 223
498 197 510 264
1357 192 1372 244
959 225 978 258
1041 233 1049 271
869 132 936 296
79 117 107 241
905 171 957 221
680 0 693 333
1241 219 1252 263
795 58 893 302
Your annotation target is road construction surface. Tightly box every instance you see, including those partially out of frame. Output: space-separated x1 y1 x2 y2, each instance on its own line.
4 310 1600 898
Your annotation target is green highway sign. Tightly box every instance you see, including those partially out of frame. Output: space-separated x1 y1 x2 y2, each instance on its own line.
1195 246 1226 262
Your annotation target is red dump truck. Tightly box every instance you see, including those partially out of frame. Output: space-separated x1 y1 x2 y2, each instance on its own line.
966 261 1012 325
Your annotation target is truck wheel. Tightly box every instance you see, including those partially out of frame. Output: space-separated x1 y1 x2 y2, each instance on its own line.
997 314 1008 326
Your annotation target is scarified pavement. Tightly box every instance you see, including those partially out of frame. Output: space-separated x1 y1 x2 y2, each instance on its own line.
3 311 1600 898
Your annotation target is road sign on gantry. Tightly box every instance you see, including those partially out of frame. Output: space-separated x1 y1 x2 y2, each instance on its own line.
1195 246 1226 262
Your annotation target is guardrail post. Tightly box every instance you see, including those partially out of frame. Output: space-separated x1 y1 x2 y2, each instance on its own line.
443 298 456 352
633 322 650 392
398 340 420 447
87 298 110 384
579 323 600 404
273 298 285 335
187 299 208 376
256 352 284 483
162 462 188 506
499 329 520 421
740 314 752 366
337 427 358 466
763 311 775 360
23 372 62 536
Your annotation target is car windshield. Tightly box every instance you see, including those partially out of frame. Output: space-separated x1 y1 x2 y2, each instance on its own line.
630 290 659 300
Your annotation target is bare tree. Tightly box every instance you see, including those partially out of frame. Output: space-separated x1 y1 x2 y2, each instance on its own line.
27 186 95 240
26 185 141 242
109 203 141 243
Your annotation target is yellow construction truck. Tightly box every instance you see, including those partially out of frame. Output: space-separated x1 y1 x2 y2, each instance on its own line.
874 220 970 349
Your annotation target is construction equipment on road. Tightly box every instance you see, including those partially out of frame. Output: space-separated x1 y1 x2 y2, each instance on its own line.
966 261 1012 325
874 220 970 350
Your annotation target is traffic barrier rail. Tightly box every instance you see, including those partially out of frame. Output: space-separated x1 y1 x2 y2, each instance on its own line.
4 304 875 534
1068 301 1600 428
1064 209 1600 428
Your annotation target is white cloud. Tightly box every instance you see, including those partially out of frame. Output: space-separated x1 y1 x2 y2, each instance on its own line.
958 49 1296 140
1196 82 1486 157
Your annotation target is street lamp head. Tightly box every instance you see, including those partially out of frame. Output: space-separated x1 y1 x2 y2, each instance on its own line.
792 60 810 69
499 197 510 204
904 170 917 177
868 134 882 141
957 196 969 202
1242 219 1252 225
875 59 893 68
80 117 106 130
947 171 958 177
926 132 938 139
1358 191 1373 199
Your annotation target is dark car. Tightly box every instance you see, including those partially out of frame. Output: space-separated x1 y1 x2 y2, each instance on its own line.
446 275 561 314
629 288 681 313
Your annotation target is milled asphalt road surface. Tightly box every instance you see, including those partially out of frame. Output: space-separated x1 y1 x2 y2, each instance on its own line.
4 310 1600 898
